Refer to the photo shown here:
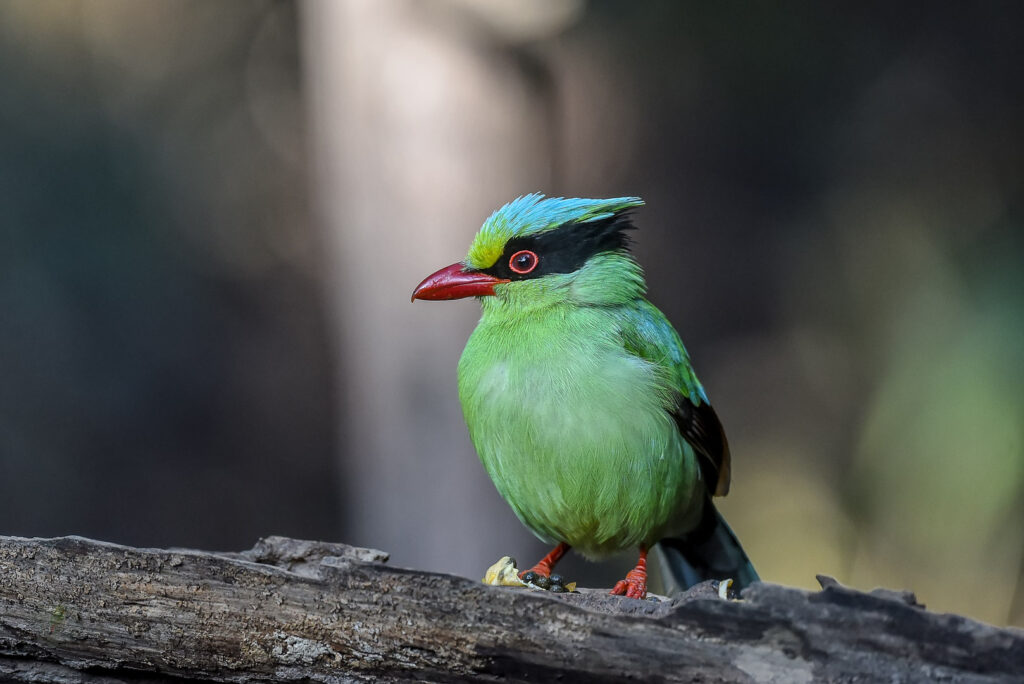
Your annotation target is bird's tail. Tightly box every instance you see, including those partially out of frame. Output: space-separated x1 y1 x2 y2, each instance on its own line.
656 497 759 594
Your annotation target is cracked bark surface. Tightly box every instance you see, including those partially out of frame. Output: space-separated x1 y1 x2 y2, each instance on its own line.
0 535 1021 682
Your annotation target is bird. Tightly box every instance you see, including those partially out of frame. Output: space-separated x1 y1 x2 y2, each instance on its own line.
411 194 758 599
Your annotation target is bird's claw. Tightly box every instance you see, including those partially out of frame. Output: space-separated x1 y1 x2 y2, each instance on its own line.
609 577 647 599
609 547 649 599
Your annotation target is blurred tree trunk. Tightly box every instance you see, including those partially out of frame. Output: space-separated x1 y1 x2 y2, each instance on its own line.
301 0 574 576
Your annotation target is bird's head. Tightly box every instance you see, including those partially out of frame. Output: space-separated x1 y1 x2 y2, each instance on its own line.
412 194 646 312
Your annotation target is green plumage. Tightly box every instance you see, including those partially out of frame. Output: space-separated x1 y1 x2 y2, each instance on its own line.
459 278 706 557
422 194 757 591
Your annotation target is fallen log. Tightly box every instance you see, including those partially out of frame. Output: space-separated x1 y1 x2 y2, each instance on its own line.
0 535 1020 682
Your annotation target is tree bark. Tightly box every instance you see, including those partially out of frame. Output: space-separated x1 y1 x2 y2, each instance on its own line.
0 535 1020 683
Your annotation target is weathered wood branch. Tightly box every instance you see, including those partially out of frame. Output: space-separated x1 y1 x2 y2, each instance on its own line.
0 535 1021 682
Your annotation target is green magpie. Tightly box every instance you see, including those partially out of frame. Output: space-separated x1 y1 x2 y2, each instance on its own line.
412 194 758 598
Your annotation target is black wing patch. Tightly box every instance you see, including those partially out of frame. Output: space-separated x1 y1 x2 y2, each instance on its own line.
673 399 732 497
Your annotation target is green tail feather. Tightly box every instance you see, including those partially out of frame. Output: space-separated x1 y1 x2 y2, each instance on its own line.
656 499 759 593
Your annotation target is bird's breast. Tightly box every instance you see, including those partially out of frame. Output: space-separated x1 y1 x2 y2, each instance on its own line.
457 315 701 555
460 328 652 437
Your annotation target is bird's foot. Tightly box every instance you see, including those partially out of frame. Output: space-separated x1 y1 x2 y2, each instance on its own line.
610 547 648 599
609 574 646 599
517 542 574 592
519 542 570 580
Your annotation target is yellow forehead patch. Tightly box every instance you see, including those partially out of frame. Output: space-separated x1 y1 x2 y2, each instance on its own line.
466 217 513 270
467 239 503 270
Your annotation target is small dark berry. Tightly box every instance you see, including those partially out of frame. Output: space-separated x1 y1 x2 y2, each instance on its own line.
534 575 551 589
550 583 566 593
549 574 563 585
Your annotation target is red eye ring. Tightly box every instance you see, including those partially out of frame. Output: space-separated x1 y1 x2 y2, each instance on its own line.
508 250 539 274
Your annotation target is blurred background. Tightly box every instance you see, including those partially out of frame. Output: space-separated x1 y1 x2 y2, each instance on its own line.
1 0 1021 627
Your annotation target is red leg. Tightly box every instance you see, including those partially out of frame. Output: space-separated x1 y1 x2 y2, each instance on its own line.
520 542 570 579
610 547 648 599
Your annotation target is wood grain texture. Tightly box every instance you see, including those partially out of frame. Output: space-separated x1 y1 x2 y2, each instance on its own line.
1 535 1021 682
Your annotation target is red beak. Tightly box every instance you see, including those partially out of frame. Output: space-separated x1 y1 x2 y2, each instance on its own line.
411 262 509 301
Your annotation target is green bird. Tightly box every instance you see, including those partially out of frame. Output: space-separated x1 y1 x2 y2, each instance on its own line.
412 194 758 598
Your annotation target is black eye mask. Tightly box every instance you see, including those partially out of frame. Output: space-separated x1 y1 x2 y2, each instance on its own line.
477 212 636 281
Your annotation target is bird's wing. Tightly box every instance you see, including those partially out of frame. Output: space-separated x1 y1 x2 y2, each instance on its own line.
616 300 732 497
